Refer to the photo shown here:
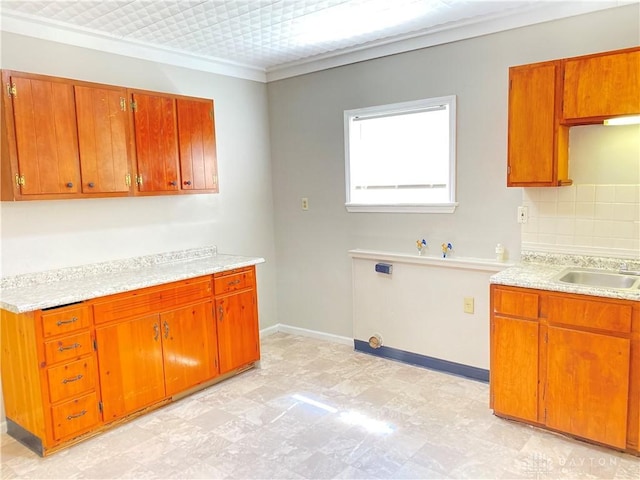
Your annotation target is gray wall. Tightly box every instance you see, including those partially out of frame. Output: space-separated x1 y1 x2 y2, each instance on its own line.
267 5 640 338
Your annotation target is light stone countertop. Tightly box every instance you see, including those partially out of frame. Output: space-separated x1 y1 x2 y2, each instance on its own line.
0 246 265 313
490 251 640 302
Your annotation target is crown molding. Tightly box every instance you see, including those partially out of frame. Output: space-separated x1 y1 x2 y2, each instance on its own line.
1 2 635 84
0 10 268 83
266 2 636 82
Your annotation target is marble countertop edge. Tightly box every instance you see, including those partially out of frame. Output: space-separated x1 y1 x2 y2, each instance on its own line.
0 247 265 313
490 262 640 302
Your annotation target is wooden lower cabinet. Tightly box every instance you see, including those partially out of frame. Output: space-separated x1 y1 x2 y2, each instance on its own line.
97 301 219 419
490 316 539 422
214 268 260 374
0 303 100 456
216 291 259 374
1 267 259 456
490 284 640 455
161 301 218 396
96 314 166 420
546 327 630 449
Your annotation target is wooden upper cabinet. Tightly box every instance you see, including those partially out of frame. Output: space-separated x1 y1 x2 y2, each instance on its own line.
130 92 180 193
506 47 638 188
563 48 640 121
75 85 132 194
507 61 569 187
176 98 218 192
5 73 81 196
1 70 219 200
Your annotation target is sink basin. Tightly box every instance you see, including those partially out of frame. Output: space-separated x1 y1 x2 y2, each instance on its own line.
554 268 640 290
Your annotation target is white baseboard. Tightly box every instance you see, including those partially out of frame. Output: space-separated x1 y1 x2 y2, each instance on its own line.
260 323 353 346
259 324 280 337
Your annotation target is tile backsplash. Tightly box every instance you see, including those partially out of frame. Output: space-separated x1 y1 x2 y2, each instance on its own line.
522 184 640 260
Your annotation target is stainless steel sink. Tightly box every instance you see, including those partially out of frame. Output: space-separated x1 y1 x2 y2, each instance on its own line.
554 268 640 290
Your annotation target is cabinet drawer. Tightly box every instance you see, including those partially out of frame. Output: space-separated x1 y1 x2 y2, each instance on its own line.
548 296 632 333
41 305 90 338
93 278 212 324
47 357 96 404
492 287 539 320
214 269 254 295
44 332 93 365
51 392 100 441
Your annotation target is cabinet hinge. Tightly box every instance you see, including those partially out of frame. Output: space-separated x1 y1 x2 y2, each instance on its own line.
125 173 132 187
120 97 127 112
93 339 98 351
136 174 143 186
6 82 16 98
130 100 137 112
15 174 25 187
98 401 103 413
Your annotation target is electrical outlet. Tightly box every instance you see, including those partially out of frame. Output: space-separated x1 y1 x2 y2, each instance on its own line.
464 297 474 314
517 206 528 224
301 197 309 210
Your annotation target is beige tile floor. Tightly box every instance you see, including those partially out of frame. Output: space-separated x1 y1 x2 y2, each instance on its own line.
1 332 639 479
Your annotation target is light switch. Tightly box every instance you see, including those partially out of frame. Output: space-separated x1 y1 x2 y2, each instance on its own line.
464 297 474 314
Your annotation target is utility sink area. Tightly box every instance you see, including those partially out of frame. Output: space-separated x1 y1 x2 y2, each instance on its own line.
553 267 640 290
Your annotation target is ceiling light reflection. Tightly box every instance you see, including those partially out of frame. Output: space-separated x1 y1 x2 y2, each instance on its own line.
339 410 395 434
291 394 394 434
292 394 339 413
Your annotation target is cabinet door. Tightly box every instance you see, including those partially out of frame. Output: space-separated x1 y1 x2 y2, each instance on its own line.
507 62 567 186
161 301 219 396
9 75 80 195
96 314 165 420
131 92 180 192
546 326 630 448
75 85 131 193
216 290 259 374
490 316 539 422
176 98 218 192
563 49 640 120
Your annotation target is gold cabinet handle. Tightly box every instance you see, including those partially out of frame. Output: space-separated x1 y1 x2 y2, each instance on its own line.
56 317 78 326
62 374 83 384
58 342 80 352
163 320 170 339
153 323 160 341
67 410 87 420
218 305 224 322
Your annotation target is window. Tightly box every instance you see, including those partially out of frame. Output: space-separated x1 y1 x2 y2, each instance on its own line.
344 96 457 213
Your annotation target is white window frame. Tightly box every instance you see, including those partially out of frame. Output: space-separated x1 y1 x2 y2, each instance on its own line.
344 95 458 213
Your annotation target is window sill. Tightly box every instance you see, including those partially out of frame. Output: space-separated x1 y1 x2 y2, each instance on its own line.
345 203 458 213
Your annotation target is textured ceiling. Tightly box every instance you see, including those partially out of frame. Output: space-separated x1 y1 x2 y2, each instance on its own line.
0 1 632 81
